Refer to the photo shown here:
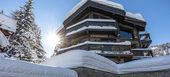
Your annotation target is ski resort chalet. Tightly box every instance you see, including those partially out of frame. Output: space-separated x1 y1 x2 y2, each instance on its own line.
0 11 16 52
55 0 153 63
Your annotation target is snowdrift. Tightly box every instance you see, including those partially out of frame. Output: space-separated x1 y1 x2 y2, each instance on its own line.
43 50 170 74
0 58 77 77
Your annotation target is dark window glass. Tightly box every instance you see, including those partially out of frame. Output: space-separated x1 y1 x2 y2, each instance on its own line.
93 14 99 19
120 31 132 40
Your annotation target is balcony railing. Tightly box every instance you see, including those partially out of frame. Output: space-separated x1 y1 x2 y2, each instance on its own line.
140 33 152 48
66 19 118 34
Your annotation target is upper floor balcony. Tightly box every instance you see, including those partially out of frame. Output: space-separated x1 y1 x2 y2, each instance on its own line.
66 19 118 37
140 33 152 48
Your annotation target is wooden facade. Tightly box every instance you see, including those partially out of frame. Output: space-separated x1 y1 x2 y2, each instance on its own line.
55 0 152 63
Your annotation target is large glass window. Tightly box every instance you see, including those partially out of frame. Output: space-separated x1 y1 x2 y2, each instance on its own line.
120 31 132 40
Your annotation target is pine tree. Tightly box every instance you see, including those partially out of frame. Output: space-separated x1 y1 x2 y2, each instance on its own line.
9 0 46 63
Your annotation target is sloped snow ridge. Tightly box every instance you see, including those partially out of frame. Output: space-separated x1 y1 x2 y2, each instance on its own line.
0 58 77 77
44 50 170 74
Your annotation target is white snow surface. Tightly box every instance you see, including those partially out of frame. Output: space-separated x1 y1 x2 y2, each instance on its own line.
126 12 145 21
58 41 131 52
66 19 116 29
64 0 124 21
43 50 170 74
0 14 17 32
0 31 10 47
0 58 77 77
66 26 117 36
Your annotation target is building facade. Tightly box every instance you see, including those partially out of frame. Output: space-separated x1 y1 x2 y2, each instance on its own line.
55 0 152 63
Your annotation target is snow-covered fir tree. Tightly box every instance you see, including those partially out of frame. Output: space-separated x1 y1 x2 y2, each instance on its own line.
9 0 46 63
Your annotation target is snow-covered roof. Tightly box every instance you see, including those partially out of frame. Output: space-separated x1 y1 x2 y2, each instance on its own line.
0 14 17 32
43 49 170 74
126 12 145 21
66 26 117 36
0 58 77 77
67 19 116 29
64 0 124 21
58 41 131 52
0 31 10 47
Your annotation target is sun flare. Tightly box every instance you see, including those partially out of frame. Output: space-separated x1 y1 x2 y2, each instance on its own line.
47 32 61 46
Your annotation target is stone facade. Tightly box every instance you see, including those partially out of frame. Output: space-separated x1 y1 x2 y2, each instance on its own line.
74 67 170 77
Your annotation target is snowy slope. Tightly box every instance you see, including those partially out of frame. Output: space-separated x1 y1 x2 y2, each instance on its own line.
43 49 170 74
0 14 17 32
0 58 77 77
0 31 10 47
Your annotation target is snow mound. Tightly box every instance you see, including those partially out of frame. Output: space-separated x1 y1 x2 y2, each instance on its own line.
44 49 170 74
126 12 145 21
119 55 170 74
65 0 124 21
0 58 77 77
43 50 118 73
0 14 17 32
0 31 10 47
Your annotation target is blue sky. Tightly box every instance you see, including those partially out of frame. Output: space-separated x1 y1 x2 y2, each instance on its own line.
0 0 170 57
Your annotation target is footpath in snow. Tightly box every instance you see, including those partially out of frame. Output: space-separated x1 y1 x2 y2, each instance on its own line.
43 50 170 74
0 58 77 77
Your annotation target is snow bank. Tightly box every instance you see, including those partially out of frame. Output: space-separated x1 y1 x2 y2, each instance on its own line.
43 50 118 73
119 55 170 74
0 31 10 47
0 14 17 32
44 49 170 74
0 58 77 77
65 0 124 21
126 12 145 21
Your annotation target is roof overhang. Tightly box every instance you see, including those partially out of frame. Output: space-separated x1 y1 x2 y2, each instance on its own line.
63 0 125 27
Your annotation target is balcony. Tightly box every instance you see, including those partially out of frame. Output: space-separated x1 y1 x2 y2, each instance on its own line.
57 41 131 53
66 19 118 37
140 33 152 48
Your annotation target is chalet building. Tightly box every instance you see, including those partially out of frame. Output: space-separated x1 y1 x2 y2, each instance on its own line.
55 0 152 63
0 11 16 52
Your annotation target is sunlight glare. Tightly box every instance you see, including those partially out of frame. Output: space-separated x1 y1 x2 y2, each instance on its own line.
47 32 61 46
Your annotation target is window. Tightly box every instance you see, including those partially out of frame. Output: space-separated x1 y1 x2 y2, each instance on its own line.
120 31 132 40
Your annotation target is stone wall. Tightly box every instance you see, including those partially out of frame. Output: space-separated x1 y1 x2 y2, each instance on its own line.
73 67 170 77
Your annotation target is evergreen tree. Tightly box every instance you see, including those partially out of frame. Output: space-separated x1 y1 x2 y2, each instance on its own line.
9 0 46 63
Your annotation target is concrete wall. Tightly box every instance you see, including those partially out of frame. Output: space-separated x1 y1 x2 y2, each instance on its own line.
73 67 170 77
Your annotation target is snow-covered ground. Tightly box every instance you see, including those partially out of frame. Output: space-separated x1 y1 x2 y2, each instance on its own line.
43 49 170 74
0 58 77 77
